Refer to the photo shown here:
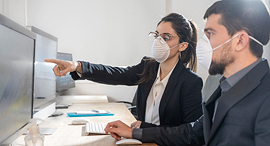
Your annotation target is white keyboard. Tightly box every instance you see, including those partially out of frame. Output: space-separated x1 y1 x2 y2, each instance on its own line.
85 123 107 135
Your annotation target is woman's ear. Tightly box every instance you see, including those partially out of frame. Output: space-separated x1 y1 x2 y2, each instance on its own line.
178 42 189 52
235 31 249 52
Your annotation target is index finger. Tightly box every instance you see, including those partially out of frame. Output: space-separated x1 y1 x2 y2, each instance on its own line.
44 59 63 65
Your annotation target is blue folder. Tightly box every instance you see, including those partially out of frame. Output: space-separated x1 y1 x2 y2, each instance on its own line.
67 111 114 117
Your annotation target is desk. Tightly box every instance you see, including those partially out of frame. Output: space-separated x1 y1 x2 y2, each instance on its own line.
57 95 109 104
12 103 156 146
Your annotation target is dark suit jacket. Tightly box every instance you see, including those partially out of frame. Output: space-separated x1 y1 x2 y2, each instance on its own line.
70 57 203 127
140 59 270 146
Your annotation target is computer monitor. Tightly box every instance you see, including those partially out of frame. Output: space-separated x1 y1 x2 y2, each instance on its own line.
56 52 75 92
27 26 58 120
0 14 35 145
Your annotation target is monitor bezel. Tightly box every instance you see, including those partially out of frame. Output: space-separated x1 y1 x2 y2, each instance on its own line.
27 26 58 122
0 14 36 145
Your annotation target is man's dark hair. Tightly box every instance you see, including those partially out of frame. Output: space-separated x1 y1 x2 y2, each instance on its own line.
204 0 270 58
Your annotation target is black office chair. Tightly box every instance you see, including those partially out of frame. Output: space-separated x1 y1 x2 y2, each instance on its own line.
115 89 138 120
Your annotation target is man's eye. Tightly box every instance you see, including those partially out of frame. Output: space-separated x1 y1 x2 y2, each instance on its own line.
205 32 213 39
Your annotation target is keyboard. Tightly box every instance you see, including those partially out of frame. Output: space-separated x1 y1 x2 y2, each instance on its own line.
85 123 107 135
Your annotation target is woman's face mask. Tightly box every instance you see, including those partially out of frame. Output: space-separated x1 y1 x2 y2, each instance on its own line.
151 36 180 63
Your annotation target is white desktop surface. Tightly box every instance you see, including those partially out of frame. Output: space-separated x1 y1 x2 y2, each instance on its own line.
57 95 108 104
12 102 156 146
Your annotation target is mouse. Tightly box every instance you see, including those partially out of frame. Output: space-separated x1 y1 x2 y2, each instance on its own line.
116 139 142 145
71 118 90 125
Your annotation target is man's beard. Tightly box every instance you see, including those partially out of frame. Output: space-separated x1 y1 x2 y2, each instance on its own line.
208 43 235 75
209 61 226 75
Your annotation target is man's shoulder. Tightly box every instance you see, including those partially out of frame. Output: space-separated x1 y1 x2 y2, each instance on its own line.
246 59 270 82
259 67 270 85
248 70 270 101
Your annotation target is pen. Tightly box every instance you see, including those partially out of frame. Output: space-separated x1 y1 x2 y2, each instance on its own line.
92 109 99 113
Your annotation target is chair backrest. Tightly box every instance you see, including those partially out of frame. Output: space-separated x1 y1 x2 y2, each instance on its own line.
131 88 138 119
202 74 222 102
132 88 138 106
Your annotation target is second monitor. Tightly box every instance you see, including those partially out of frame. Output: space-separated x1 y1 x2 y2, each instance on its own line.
28 26 58 120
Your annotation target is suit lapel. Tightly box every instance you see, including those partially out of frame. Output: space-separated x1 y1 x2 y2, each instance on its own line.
203 87 221 143
141 62 159 121
159 61 184 123
207 60 269 144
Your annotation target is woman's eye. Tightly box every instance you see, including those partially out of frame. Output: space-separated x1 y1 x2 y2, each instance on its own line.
163 35 170 41
153 34 160 38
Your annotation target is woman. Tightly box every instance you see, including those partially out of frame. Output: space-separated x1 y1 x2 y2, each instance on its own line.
45 13 203 129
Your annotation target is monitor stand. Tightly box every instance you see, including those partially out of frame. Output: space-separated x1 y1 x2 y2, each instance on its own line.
55 104 69 109
50 111 64 117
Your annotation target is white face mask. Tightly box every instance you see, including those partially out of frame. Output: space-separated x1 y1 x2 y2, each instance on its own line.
151 36 180 63
196 33 263 70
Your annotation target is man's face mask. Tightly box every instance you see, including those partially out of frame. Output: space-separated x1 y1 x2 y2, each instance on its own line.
196 33 264 70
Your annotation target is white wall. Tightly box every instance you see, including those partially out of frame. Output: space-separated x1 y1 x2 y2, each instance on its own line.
0 1 3 14
262 0 270 64
26 0 165 64
0 0 26 26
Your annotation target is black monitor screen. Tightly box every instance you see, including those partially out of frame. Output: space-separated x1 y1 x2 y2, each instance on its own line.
56 52 75 92
0 24 35 143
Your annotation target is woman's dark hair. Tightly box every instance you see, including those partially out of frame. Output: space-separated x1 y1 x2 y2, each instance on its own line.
158 13 197 72
137 13 198 84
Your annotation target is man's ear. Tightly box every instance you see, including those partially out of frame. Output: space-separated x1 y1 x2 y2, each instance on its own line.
235 31 249 52
179 42 189 52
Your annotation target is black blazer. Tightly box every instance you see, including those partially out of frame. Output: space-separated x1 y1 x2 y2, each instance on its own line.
139 59 270 146
70 57 203 127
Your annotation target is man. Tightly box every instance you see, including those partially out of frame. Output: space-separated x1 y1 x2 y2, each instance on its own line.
104 0 270 145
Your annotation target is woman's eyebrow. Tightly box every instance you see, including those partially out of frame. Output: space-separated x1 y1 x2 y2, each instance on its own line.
155 31 172 35
161 33 171 35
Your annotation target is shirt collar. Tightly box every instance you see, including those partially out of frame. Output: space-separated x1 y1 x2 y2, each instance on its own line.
155 60 178 86
219 58 262 92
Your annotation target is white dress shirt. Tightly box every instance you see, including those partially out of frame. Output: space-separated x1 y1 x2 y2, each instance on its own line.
145 62 177 125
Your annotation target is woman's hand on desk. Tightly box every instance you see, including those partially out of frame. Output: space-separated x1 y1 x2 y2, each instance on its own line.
104 120 133 140
44 59 82 77
131 121 142 129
